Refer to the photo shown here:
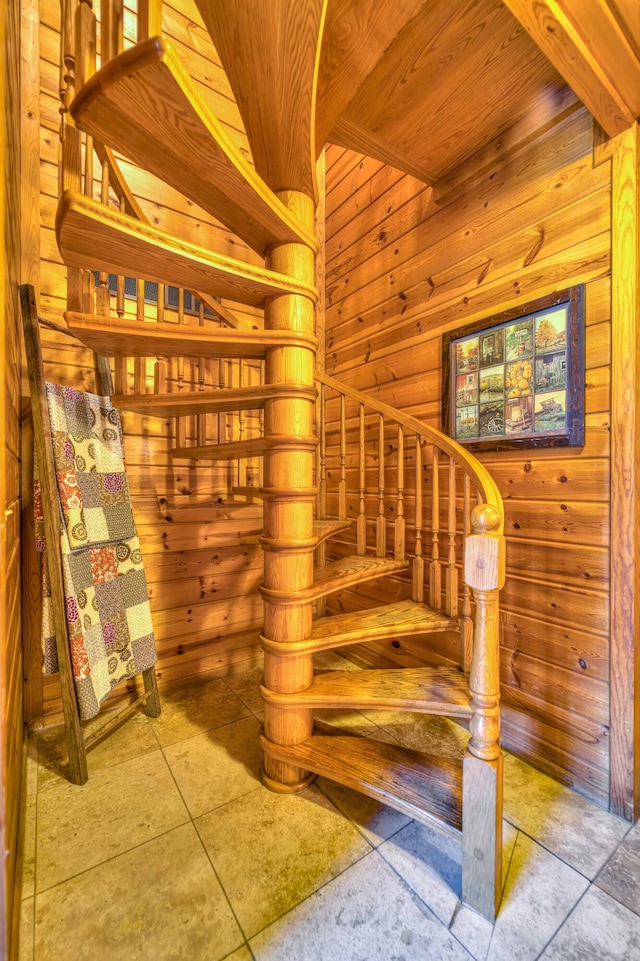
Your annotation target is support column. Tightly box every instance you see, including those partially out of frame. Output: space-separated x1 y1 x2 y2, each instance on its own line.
261 190 318 792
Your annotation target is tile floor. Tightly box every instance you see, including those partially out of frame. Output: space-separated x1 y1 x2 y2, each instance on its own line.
19 653 640 961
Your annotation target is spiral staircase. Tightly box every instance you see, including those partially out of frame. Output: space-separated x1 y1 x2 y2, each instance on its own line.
53 0 506 920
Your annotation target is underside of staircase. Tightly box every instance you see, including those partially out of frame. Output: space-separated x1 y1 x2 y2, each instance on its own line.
53 0 506 923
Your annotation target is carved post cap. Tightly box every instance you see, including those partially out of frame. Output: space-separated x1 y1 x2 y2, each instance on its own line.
465 503 505 591
471 503 501 534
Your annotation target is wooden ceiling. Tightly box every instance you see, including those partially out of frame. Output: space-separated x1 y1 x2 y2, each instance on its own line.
317 0 640 186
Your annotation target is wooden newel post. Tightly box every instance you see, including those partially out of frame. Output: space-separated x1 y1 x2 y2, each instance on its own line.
462 502 505 921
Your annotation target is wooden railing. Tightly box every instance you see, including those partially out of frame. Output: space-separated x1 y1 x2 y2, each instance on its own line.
315 370 505 764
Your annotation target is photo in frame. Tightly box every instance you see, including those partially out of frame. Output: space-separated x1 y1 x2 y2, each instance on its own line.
442 286 584 451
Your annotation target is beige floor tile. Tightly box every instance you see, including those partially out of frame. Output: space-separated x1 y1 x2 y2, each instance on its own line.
317 776 411 846
485 833 589 961
377 713 470 759
19 896 34 961
34 823 244 961
503 753 628 878
222 948 253 961
36 710 160 791
36 750 188 891
22 795 36 900
596 820 640 914
313 650 362 671
450 904 494 961
223 667 265 714
150 675 251 747
26 737 38 797
380 819 518 929
250 850 475 960
539 885 640 960
314 707 381 735
196 783 371 938
163 715 263 818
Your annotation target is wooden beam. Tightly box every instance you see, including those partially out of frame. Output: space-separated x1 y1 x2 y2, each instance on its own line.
610 123 640 820
502 0 636 138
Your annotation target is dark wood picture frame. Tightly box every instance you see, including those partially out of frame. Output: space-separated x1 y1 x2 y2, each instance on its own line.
442 286 584 452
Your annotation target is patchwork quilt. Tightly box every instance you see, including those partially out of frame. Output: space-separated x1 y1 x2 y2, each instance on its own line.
35 383 157 720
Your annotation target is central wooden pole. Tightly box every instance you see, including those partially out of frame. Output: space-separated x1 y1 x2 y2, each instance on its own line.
261 190 317 791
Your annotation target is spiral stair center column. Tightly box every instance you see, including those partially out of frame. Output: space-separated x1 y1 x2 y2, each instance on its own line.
261 190 318 792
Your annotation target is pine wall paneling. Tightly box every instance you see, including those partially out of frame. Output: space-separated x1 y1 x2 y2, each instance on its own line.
30 0 265 726
324 105 613 806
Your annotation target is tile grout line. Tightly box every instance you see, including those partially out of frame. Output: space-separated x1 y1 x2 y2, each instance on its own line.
531 882 594 961
158 737 252 955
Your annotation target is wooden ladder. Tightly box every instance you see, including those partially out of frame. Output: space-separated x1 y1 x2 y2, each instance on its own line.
51 0 507 921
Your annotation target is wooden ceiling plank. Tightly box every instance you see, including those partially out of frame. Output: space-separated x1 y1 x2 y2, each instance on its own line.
316 0 430 152
502 0 636 138
195 0 326 199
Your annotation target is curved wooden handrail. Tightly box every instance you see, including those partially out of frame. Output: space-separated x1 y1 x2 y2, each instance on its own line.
315 369 503 530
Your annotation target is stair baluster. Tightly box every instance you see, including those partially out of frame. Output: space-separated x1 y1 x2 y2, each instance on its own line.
137 0 162 43
446 457 459 617
338 394 347 521
376 413 386 557
412 434 424 602
101 0 124 64
357 403 366 555
430 447 442 609
461 474 473 671
395 423 405 561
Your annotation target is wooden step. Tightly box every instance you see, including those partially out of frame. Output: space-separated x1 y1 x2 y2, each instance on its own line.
70 37 316 257
171 435 317 461
260 599 457 656
112 384 317 418
312 519 352 549
261 555 408 604
56 191 319 308
261 667 472 718
260 726 463 831
65 313 318 359
196 0 325 199
259 518 352 554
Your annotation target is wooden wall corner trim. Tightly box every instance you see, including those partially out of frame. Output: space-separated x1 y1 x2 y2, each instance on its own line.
610 122 640 821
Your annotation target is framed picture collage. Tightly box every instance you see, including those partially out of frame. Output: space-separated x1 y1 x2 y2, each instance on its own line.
442 286 584 452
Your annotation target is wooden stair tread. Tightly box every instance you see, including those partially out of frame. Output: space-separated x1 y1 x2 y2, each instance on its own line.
261 667 471 717
196 0 324 199
260 599 457 656
112 384 316 418
70 37 315 257
261 555 408 603
65 313 318 359
231 486 264 499
56 191 319 309
171 435 317 461
260 727 462 831
259 518 351 554
312 519 352 547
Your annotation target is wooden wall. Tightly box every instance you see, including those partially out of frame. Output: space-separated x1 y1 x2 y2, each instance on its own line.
2 0 24 947
324 102 612 806
27 0 266 726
